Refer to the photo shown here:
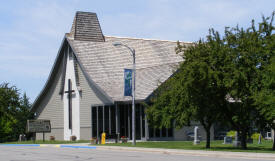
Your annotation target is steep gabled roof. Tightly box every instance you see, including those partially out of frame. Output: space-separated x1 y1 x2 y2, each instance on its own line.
31 37 112 113
32 11 192 111
67 35 191 101
31 37 67 112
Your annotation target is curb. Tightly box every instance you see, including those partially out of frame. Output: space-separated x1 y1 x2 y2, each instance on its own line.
0 144 96 149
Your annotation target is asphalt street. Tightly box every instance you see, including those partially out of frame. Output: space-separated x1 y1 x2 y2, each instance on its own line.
0 145 273 161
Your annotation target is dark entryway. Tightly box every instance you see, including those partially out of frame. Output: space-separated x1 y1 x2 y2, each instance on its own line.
91 103 146 140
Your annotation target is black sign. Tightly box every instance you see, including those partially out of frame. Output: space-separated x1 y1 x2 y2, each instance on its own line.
27 120 51 133
224 136 233 144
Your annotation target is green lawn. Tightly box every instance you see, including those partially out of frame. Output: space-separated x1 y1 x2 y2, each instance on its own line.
2 139 274 153
100 140 275 153
1 140 89 144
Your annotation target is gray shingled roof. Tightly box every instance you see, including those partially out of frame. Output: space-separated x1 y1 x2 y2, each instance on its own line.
69 11 105 42
67 36 190 101
31 11 192 111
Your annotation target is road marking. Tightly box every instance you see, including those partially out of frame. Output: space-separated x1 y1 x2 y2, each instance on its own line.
0 144 96 149
60 145 96 149
0 144 40 147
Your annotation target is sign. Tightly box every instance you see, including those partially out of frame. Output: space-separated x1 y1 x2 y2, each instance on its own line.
27 120 51 133
101 132 106 144
124 69 132 96
223 136 232 144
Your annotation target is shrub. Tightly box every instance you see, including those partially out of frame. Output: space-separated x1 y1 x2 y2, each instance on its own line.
251 133 263 140
226 131 236 139
90 137 98 144
70 135 77 141
49 136 55 141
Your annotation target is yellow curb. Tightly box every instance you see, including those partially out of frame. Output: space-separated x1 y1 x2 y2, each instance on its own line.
55 145 61 148
39 145 47 147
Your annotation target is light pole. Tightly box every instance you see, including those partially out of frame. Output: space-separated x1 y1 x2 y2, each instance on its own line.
113 42 136 146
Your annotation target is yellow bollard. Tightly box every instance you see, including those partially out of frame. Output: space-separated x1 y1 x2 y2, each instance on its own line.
101 132 106 144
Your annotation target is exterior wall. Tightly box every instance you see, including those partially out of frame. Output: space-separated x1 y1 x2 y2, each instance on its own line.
80 127 92 140
78 64 105 140
35 61 64 140
36 128 64 140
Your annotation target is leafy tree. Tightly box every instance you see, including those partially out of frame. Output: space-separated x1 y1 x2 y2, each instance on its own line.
0 83 33 142
146 12 274 150
252 13 275 150
147 30 228 149
223 12 274 149
0 83 20 142
253 51 275 150
14 93 33 139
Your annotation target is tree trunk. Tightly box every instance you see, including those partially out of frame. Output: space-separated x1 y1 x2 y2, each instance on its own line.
200 120 212 149
240 130 247 149
273 129 275 151
206 128 211 149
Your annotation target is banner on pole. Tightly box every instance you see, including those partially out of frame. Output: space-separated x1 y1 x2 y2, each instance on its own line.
124 69 132 96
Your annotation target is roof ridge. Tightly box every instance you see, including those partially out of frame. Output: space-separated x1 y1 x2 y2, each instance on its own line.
137 62 180 70
105 35 193 44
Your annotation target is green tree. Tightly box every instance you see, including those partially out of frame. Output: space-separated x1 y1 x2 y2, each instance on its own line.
146 12 274 150
0 83 20 142
147 30 228 149
222 12 274 149
253 52 275 150
15 93 33 139
252 13 275 150
0 83 33 142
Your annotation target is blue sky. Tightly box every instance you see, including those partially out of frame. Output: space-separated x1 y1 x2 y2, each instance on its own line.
0 0 274 102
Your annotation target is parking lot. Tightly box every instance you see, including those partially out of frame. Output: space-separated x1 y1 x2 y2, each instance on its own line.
0 145 274 161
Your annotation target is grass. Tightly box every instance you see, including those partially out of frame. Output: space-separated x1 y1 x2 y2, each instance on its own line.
1 140 90 144
99 140 275 153
2 139 274 153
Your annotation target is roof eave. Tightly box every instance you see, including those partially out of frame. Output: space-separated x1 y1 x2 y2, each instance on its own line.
31 35 67 113
66 37 114 104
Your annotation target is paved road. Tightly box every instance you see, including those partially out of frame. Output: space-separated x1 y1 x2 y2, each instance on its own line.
0 146 273 161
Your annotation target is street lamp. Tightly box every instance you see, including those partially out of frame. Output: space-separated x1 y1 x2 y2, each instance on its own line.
113 42 136 146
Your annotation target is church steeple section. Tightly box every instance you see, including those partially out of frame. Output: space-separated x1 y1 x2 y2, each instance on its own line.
63 46 80 140
69 11 105 42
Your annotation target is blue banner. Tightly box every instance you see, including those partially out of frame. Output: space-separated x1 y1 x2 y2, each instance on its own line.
124 69 132 96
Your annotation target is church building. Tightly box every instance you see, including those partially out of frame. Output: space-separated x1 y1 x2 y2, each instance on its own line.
31 11 211 141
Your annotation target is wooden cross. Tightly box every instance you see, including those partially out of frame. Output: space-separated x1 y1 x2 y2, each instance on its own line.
65 79 75 129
